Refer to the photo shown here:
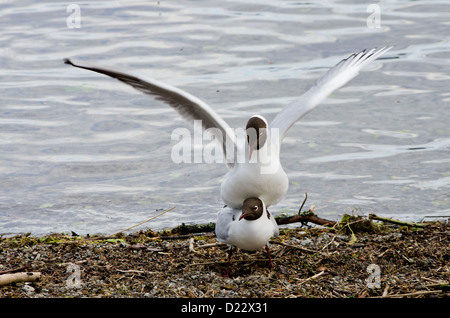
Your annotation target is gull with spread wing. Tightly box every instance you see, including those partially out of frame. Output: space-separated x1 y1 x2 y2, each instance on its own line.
64 46 392 209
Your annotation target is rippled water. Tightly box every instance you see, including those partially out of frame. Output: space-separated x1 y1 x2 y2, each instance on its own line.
1 0 449 236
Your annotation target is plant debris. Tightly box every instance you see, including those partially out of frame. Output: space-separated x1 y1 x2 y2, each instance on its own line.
0 214 448 298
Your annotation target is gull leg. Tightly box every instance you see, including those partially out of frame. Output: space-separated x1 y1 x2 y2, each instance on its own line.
225 245 234 277
265 244 274 270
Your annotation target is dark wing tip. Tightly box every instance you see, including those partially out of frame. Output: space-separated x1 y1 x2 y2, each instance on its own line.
63 58 74 66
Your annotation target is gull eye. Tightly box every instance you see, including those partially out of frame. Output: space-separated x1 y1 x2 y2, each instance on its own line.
254 205 258 211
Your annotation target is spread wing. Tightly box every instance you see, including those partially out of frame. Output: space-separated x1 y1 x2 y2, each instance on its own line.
269 46 393 149
64 58 239 168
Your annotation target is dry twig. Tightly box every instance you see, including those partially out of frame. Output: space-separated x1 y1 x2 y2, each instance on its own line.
112 207 176 236
0 272 41 286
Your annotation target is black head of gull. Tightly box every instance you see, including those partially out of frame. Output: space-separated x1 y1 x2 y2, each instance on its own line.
245 115 268 161
239 196 264 221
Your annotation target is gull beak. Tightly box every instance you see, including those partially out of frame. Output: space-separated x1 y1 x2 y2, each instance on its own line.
248 139 258 161
239 212 246 221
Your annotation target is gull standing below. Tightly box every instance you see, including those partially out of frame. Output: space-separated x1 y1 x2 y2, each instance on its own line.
215 197 278 276
64 46 392 209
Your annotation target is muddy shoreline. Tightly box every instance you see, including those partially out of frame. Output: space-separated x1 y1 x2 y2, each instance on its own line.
0 215 448 298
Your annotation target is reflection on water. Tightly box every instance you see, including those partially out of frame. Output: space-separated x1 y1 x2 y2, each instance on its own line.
0 1 449 235
306 138 450 163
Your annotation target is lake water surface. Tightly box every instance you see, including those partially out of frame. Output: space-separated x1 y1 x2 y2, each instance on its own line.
1 0 449 236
